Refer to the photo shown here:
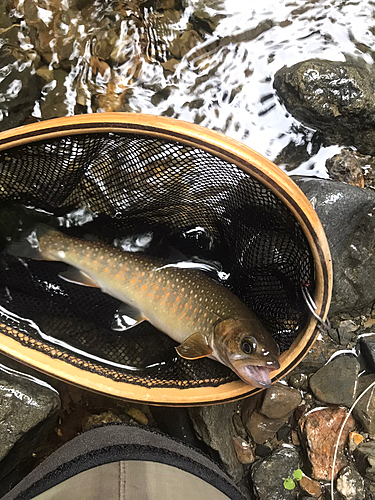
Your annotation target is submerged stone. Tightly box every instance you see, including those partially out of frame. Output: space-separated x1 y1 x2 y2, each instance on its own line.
309 354 360 407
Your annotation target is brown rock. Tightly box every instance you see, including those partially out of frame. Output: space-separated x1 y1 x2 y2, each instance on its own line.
299 406 355 480
326 149 365 188
246 410 287 445
299 475 322 498
169 29 204 59
232 436 255 464
260 383 302 419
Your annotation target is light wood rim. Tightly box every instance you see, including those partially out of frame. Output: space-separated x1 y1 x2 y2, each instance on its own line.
0 113 332 405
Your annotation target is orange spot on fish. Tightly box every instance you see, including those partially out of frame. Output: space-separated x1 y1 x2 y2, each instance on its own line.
204 313 207 318
131 279 136 284
167 302 171 307
141 272 145 276
139 279 142 284
116 274 120 279
148 293 151 297
198 318 201 322
155 286 159 290
151 283 154 287
162 287 165 291
93 260 98 264
180 304 183 309
160 301 164 305
185 303 188 308
194 308 197 313
156 295 160 299
176 296 180 302
105 268 109 272
166 292 170 297
173 308 177 312
142 285 147 291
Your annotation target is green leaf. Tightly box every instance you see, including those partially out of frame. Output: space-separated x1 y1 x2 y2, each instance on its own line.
283 478 296 490
293 469 303 481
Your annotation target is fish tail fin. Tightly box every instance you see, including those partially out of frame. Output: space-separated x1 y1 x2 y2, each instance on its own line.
6 223 61 260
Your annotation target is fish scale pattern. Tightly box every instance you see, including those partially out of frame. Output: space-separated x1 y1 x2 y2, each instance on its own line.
0 133 313 388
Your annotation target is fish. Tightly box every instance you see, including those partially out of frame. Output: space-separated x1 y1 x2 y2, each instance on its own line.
7 224 280 388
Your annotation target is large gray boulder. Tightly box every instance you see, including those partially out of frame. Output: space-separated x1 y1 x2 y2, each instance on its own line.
0 361 60 479
294 177 375 316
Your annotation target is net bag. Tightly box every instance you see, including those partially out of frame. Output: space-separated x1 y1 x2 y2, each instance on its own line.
0 114 332 405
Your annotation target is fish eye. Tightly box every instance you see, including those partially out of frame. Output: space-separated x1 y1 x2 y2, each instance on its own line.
241 337 257 354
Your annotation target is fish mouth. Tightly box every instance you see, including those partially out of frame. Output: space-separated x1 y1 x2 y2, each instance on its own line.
232 361 279 388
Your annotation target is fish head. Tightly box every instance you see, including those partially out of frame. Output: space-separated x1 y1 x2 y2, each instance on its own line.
212 317 280 388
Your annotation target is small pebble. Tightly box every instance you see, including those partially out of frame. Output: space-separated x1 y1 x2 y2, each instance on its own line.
348 431 365 452
255 444 272 457
126 407 148 425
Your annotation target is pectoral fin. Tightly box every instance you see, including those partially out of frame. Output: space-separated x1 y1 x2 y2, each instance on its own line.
59 267 100 288
175 332 213 359
112 303 146 331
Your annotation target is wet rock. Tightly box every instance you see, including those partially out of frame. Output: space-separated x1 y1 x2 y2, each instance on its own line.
294 177 375 316
126 407 148 425
277 425 291 442
288 371 310 391
337 320 359 346
299 475 322 498
360 335 375 372
245 410 287 445
189 9 225 35
189 402 245 482
260 383 302 419
352 374 375 439
233 436 255 464
169 29 204 59
255 444 272 458
336 466 365 500
309 354 360 407
83 410 123 431
326 149 365 187
251 445 300 500
354 440 375 479
274 58 375 155
0 362 60 478
298 406 355 480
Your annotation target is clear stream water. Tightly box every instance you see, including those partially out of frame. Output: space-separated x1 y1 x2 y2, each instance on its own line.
3 0 375 177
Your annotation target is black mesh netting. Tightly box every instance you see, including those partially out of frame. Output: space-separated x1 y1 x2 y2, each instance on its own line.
0 133 313 388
